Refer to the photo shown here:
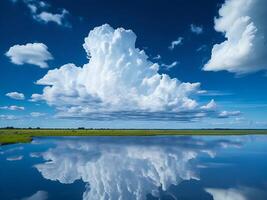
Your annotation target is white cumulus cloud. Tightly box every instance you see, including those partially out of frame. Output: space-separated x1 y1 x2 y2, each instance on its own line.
31 24 238 121
31 24 212 120
203 0 267 74
6 92 25 100
6 43 53 68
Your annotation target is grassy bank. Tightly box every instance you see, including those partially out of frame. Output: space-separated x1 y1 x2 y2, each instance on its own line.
1 129 267 145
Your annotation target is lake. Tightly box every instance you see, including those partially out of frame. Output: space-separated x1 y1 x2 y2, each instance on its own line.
0 135 267 200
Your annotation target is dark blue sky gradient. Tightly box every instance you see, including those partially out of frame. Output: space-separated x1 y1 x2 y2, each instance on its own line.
0 0 266 128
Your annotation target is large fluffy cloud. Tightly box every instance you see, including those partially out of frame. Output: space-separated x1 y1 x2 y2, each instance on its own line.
31 24 226 120
6 43 53 68
203 0 267 74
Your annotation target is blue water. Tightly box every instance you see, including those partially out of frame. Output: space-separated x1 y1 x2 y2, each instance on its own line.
0 135 267 200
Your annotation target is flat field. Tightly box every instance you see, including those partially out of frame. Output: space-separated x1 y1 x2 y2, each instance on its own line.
0 129 267 145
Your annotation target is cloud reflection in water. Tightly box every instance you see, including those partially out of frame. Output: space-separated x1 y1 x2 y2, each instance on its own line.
34 136 242 200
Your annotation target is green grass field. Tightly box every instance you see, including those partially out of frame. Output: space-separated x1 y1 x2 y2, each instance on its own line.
0 129 267 145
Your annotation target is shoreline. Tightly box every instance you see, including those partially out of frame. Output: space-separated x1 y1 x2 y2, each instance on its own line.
1 129 267 146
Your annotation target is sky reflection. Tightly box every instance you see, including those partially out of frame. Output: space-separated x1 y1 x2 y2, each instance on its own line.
34 136 247 200
1 135 267 200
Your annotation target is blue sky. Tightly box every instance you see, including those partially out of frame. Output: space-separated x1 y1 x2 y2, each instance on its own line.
0 0 267 128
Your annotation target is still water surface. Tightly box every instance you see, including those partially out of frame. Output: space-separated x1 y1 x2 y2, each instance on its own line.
0 135 267 200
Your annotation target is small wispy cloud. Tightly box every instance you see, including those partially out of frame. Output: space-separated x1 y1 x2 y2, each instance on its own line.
11 0 70 27
34 9 70 27
190 24 203 34
0 115 18 120
218 111 241 118
22 190 48 200
153 54 161 60
161 61 179 70
0 105 25 111
30 152 41 158
31 112 46 117
6 92 25 100
196 45 207 52
169 37 183 50
6 155 23 161
198 90 233 96
255 121 267 126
